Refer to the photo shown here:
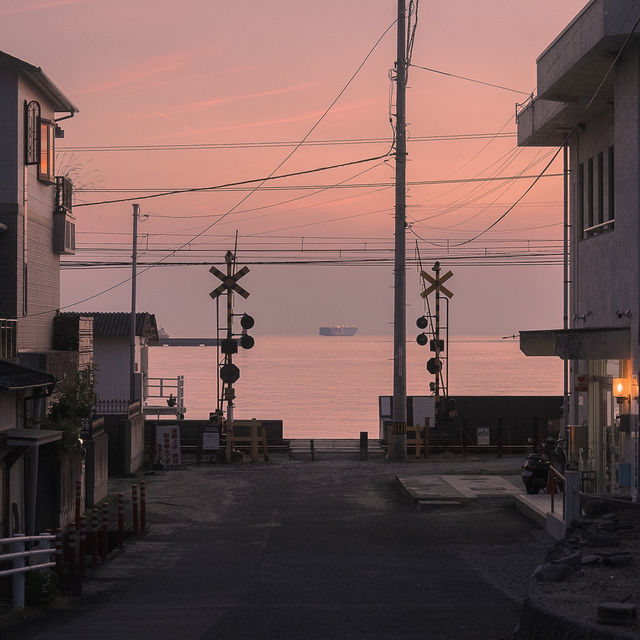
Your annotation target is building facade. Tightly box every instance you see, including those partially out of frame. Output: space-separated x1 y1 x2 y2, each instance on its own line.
0 50 78 535
518 0 640 498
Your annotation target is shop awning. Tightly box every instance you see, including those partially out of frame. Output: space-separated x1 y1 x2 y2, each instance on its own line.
1 428 62 447
520 327 630 359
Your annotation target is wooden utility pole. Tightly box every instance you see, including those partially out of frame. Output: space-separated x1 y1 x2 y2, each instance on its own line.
392 0 408 461
130 203 139 404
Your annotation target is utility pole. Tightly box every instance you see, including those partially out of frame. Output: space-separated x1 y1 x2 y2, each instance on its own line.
130 203 139 405
392 0 408 461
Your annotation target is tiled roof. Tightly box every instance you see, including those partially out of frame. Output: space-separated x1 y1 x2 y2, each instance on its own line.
58 312 158 341
0 361 56 392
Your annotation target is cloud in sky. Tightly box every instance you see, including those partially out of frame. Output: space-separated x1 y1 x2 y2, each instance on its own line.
186 84 313 112
0 0 90 16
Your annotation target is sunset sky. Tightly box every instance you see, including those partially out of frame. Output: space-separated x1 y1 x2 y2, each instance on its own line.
2 0 588 335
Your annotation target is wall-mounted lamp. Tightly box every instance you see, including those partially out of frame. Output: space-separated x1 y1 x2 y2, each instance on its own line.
616 309 632 319
613 377 630 402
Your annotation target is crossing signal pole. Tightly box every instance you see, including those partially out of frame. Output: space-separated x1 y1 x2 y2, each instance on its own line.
392 0 408 461
209 251 254 456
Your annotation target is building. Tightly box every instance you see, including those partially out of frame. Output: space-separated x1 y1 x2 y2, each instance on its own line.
57 311 160 475
517 0 640 498
0 50 79 534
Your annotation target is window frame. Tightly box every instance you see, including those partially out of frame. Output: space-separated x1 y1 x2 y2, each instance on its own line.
38 118 55 184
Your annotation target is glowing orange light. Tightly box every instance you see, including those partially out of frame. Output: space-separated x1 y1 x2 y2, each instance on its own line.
613 378 629 398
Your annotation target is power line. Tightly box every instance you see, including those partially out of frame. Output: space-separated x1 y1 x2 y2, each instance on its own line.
410 63 531 95
58 132 515 153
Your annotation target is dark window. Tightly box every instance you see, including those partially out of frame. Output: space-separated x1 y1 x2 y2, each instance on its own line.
25 101 40 165
597 152 604 225
587 157 594 229
38 119 55 183
577 162 584 234
608 146 614 222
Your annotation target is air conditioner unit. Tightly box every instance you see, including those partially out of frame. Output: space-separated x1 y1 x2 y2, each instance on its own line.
53 210 75 254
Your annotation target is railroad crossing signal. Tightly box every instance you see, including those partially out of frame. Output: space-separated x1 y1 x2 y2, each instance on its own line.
420 269 453 299
209 265 250 300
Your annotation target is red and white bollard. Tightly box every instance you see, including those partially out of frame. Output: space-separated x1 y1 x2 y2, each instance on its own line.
140 481 147 535
79 516 87 576
75 479 82 528
68 522 77 576
132 485 139 537
91 508 99 569
54 528 63 574
101 502 109 561
118 493 124 550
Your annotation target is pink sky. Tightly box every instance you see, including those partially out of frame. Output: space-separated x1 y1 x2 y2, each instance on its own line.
2 0 588 335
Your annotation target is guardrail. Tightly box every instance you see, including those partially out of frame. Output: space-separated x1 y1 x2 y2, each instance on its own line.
0 533 56 610
547 465 581 525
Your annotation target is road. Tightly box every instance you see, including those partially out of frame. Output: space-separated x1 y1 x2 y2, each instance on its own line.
9 459 551 640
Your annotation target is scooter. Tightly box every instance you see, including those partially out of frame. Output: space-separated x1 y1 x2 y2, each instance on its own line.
521 444 551 495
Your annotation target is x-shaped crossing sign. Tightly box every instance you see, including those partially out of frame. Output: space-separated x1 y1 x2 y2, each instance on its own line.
209 265 250 300
420 269 454 299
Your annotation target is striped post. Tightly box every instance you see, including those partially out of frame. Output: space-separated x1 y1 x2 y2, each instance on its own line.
132 484 139 537
79 516 87 575
68 522 77 576
91 508 99 569
12 534 25 611
75 479 82 527
118 493 124 550
54 528 63 574
101 502 109 561
140 481 147 535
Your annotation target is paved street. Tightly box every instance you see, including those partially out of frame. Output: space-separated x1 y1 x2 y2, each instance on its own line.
8 458 551 640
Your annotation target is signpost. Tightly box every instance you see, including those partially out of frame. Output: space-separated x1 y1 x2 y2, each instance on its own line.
209 251 254 462
420 261 453 423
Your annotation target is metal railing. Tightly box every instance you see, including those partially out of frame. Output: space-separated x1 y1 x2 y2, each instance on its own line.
0 318 17 359
547 465 581 525
144 376 185 417
0 533 55 610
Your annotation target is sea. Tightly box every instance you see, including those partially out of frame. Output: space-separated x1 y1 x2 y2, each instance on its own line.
148 335 563 439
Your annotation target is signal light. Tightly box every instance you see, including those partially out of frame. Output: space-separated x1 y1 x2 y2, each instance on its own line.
416 316 428 329
240 314 255 330
220 363 240 384
416 333 428 346
240 334 255 349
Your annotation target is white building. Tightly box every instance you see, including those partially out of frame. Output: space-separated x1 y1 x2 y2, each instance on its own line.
518 0 640 498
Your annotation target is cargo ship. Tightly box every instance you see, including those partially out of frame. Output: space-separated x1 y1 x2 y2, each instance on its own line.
319 325 358 336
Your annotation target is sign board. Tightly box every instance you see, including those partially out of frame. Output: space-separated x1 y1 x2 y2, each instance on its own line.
477 427 490 446
202 429 220 451
155 424 181 467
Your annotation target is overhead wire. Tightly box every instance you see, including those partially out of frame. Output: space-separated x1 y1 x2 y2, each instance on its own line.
54 17 399 313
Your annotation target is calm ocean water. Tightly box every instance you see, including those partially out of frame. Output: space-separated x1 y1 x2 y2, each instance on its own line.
148 335 563 438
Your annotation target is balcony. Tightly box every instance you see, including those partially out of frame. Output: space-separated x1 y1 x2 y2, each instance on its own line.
0 319 17 360
54 176 75 255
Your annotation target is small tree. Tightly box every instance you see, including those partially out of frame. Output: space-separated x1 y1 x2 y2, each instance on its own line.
43 364 96 449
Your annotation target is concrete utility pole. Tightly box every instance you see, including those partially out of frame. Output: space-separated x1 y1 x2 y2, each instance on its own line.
130 203 139 404
392 0 408 461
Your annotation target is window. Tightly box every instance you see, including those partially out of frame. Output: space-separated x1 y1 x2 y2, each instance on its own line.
38 119 55 183
608 146 615 221
582 147 615 238
24 101 40 165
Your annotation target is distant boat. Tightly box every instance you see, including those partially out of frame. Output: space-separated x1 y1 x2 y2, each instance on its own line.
319 325 358 336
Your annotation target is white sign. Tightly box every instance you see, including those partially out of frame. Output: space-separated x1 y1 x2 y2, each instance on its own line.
155 425 181 466
477 427 490 446
202 430 220 451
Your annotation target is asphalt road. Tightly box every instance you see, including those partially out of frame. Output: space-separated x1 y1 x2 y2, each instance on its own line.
8 459 551 640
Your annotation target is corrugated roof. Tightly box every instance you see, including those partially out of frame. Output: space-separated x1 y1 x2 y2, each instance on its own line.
58 312 159 342
0 361 56 392
0 50 78 114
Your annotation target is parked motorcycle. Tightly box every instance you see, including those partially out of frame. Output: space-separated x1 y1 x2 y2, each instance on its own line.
521 451 550 494
521 437 567 494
